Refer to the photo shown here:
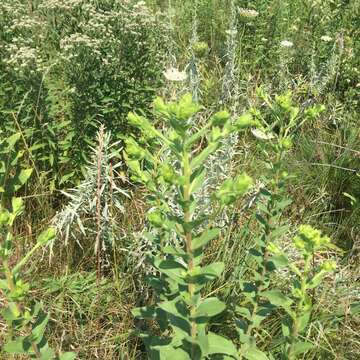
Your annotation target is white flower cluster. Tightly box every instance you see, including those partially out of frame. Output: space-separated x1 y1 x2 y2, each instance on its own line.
280 40 294 48
321 35 333 42
60 33 102 54
1 0 164 80
38 0 82 11
4 44 38 73
7 16 43 33
238 7 259 19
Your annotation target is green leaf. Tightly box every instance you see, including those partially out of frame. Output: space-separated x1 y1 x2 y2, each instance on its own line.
189 167 206 194
159 299 188 319
59 352 77 360
3 337 32 353
191 142 219 170
31 312 50 344
207 332 238 357
155 346 191 360
262 290 292 311
37 228 56 246
307 271 326 289
298 310 312 332
11 197 24 216
39 346 55 360
291 341 314 356
268 254 289 269
192 228 220 250
194 297 226 318
155 259 186 283
6 133 21 148
16 168 33 187
350 302 360 315
132 305 156 319
244 347 269 360
281 316 292 337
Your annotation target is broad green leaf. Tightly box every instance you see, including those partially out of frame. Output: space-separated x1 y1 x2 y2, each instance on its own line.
207 332 238 357
59 352 76 360
6 133 21 148
159 299 188 319
350 302 360 315
155 346 191 360
298 310 312 332
155 259 186 283
3 337 32 353
291 341 314 356
39 346 55 360
11 197 24 215
235 306 251 320
262 290 292 311
194 297 226 318
132 305 156 319
192 228 220 250
17 168 33 186
268 254 289 269
244 347 269 360
31 312 50 344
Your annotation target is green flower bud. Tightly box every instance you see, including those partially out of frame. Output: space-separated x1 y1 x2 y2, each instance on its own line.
294 225 331 252
192 41 209 58
234 113 257 130
0 209 10 226
321 260 336 272
160 164 177 184
305 104 326 119
275 92 292 110
148 210 163 228
125 138 146 160
211 110 230 127
170 93 201 122
281 171 289 179
234 174 253 194
280 137 293 150
153 97 168 115
211 127 223 142
215 174 253 205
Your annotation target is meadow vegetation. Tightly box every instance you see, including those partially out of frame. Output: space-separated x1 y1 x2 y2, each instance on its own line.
0 0 359 359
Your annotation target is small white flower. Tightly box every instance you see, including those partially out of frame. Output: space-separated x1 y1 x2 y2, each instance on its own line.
163 67 187 82
238 7 259 19
320 35 332 42
280 40 294 48
225 29 238 36
251 128 275 140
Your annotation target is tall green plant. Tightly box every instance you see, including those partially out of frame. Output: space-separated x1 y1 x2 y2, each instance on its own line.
0 131 33 206
266 226 337 359
233 88 328 359
125 94 255 359
0 197 75 359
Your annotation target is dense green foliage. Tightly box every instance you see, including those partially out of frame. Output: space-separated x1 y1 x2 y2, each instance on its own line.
0 0 359 359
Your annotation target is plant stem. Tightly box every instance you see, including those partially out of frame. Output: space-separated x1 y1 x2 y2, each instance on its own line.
287 257 311 359
182 148 197 352
4 259 42 359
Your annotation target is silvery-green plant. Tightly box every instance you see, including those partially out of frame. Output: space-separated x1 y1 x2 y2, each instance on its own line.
125 94 255 359
52 125 128 276
0 197 75 360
